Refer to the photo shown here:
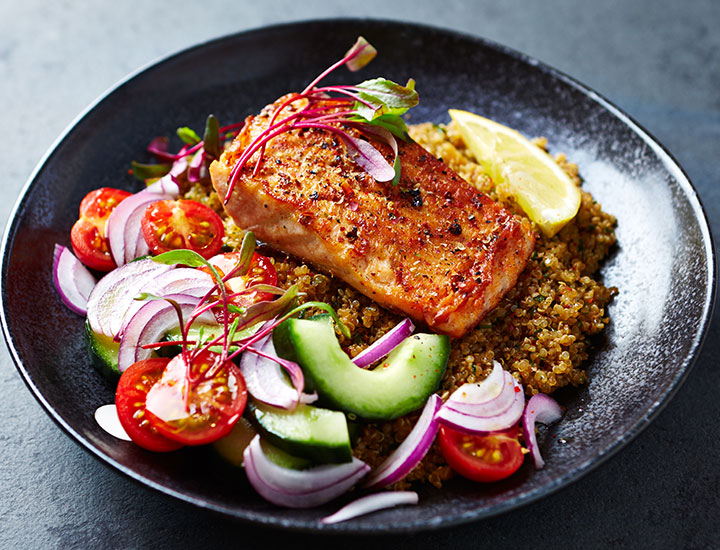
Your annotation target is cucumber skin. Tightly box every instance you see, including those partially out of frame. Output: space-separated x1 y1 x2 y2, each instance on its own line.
85 320 120 382
273 319 449 421
246 400 353 464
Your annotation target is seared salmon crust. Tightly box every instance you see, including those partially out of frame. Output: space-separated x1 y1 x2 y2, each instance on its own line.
211 95 536 337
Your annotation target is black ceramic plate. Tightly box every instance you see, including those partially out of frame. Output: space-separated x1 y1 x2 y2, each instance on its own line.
1 20 715 533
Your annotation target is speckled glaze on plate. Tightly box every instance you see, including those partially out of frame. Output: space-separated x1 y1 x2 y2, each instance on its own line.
1 20 715 533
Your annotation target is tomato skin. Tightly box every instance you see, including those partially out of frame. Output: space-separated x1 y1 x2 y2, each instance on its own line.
141 199 225 259
71 187 131 271
438 425 524 483
143 351 247 446
204 252 278 323
115 357 184 452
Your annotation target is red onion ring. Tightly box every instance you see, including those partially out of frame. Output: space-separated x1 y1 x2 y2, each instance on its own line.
187 147 205 183
243 435 369 508
144 177 180 196
117 293 215 371
107 191 173 266
240 331 315 409
52 244 96 315
85 259 173 337
436 366 525 435
118 268 214 334
321 491 419 524
522 393 563 469
352 318 415 368
363 394 442 489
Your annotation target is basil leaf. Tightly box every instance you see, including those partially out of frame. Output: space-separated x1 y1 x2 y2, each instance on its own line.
130 161 171 181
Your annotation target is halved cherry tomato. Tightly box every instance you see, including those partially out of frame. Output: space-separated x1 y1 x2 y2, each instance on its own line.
70 187 131 271
115 357 184 452
438 425 525 483
204 252 278 323
141 199 225 259
143 350 247 446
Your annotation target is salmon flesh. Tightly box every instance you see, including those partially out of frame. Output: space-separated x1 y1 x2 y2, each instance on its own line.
210 96 536 338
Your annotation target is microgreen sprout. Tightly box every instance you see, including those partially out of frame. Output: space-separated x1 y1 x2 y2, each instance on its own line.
142 231 348 411
223 36 418 202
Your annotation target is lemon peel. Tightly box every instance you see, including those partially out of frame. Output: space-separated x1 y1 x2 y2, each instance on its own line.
449 109 581 237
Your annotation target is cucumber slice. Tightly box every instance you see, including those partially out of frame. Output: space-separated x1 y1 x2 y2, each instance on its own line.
274 318 449 420
85 320 120 380
213 417 311 470
247 400 353 464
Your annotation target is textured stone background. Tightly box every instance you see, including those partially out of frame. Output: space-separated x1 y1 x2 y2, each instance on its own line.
1 1 718 548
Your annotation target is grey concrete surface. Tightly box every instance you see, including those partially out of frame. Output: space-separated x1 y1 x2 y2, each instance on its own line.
1 0 718 548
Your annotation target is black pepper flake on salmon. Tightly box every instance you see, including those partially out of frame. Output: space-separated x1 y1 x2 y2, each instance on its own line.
408 188 423 207
449 220 462 235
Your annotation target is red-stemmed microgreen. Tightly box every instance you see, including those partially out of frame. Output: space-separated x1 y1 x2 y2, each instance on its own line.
139 230 348 412
222 36 418 202
132 114 240 182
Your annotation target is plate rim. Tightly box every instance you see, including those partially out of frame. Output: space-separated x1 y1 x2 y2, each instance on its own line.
1 17 716 533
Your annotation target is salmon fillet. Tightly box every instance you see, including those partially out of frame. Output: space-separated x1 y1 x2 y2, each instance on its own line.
210 95 536 338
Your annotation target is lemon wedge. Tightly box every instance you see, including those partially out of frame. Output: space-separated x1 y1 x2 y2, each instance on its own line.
449 109 581 237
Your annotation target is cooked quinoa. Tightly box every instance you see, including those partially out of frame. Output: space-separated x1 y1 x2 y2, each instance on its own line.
184 121 617 489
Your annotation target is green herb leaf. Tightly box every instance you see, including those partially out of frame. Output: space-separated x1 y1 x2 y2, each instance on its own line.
227 304 246 315
366 114 410 140
134 292 165 302
391 155 402 186
131 161 171 181
203 114 220 158
177 126 201 145
151 249 210 269
353 78 419 121
234 285 300 333
235 232 257 277
150 247 227 289
344 36 377 72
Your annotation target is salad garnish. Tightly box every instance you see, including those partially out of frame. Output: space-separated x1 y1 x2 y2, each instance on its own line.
223 36 418 200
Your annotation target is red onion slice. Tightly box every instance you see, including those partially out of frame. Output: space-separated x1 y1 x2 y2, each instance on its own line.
122 195 171 264
441 361 513 417
118 268 214 334
187 147 205 183
240 332 313 409
145 176 180 196
321 491 419 524
445 360 505 404
243 435 370 508
86 259 173 337
363 394 442 489
436 370 525 435
107 191 173 266
352 318 415 368
52 244 96 315
117 293 214 371
94 404 131 441
522 393 563 469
